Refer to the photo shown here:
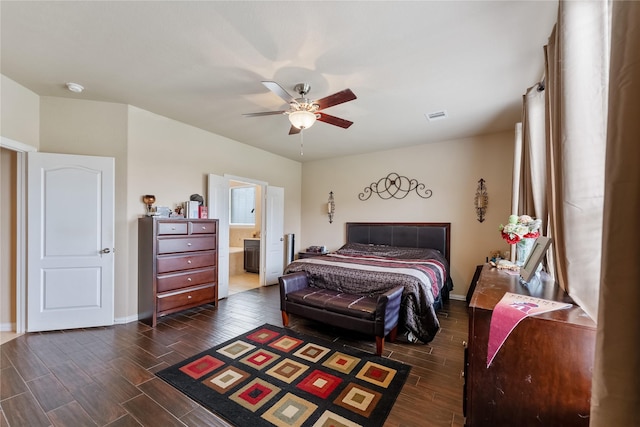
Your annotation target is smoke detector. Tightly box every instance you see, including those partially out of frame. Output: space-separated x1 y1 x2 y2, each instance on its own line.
66 82 84 93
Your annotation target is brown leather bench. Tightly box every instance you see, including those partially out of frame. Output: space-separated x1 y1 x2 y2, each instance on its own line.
278 271 403 355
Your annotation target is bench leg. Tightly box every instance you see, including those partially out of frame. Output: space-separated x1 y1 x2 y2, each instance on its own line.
281 311 290 327
388 325 398 343
375 336 384 356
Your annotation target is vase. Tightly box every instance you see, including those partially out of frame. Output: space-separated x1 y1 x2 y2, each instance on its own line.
515 238 535 266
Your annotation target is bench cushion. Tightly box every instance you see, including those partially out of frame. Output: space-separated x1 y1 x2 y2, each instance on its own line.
286 288 377 320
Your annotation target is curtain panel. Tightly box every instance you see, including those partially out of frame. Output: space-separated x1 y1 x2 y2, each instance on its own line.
591 2 640 425
520 84 547 228
545 1 608 319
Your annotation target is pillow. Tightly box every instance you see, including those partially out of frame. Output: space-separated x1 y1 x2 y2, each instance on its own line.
335 242 443 261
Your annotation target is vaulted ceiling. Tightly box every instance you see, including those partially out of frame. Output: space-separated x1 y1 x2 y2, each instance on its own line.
1 1 558 162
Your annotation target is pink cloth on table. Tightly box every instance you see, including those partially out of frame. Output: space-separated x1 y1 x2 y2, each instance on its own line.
487 292 572 367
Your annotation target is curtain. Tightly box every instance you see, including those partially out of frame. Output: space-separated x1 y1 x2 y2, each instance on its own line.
544 0 609 319
519 83 547 226
519 83 550 269
591 2 640 425
511 122 523 217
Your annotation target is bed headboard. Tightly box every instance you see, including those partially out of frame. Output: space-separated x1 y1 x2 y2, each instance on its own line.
345 222 451 264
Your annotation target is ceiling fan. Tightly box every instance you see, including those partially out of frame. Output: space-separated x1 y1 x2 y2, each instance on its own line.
244 81 357 135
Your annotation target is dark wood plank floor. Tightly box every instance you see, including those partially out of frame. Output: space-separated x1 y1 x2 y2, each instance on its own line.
0 285 468 427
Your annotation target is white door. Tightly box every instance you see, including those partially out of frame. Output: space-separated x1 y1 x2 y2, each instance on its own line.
264 186 284 285
27 152 115 331
208 174 230 299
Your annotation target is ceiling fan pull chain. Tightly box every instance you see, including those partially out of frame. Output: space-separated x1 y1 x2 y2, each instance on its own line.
300 130 304 156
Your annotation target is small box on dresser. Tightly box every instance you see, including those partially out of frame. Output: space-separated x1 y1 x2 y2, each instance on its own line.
138 217 219 327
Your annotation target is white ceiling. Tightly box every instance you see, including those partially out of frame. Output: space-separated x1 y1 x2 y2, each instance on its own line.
0 1 558 162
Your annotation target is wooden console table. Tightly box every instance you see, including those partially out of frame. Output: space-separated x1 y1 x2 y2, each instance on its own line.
464 264 596 426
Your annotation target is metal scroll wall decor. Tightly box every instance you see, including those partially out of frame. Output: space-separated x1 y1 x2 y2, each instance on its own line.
474 178 488 222
358 172 433 201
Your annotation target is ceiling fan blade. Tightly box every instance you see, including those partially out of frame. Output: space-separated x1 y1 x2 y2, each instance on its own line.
288 126 301 135
317 112 353 129
243 110 287 117
315 89 357 110
262 81 297 104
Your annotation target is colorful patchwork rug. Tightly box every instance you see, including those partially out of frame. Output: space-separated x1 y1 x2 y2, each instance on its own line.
157 324 410 427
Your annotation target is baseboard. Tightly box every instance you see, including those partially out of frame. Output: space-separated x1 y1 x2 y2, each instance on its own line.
449 293 465 301
0 322 16 332
114 314 138 325
1 318 138 331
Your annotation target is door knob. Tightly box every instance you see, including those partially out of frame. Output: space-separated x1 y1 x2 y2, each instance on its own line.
101 248 111 254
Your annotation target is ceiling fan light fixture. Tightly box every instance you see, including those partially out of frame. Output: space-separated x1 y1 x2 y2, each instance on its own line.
288 110 317 129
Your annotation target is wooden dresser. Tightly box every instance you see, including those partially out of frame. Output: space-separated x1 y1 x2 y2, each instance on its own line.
138 217 218 326
465 264 596 427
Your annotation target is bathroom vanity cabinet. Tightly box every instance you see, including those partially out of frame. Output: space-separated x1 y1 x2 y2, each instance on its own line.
244 238 260 273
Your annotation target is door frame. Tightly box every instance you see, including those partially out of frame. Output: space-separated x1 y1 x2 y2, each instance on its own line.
226 174 268 286
1 136 36 334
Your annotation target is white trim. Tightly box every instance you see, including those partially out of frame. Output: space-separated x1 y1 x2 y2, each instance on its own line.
15 152 26 333
115 314 138 324
1 136 37 152
0 322 16 332
224 174 268 286
224 174 268 187
1 137 36 334
449 293 466 302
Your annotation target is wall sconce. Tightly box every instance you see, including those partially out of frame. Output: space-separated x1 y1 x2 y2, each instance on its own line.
474 179 488 222
327 191 335 224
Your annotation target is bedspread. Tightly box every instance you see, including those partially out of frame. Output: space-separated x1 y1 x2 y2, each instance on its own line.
283 250 448 343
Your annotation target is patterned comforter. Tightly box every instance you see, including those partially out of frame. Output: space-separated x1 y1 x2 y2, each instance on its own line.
283 243 450 343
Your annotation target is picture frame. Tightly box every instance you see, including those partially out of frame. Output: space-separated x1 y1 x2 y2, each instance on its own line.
520 236 552 283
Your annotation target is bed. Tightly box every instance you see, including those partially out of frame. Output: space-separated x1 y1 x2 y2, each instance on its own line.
283 222 453 343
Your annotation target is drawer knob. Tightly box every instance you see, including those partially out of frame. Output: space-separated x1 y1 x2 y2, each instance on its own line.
171 227 176 230
202 226 206 230
187 295 192 299
187 260 192 264
187 242 192 246
187 277 192 281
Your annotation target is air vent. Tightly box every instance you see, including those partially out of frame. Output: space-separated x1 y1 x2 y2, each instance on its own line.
425 110 448 121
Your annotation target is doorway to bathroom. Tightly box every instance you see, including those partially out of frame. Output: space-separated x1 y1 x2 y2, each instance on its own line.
228 179 261 295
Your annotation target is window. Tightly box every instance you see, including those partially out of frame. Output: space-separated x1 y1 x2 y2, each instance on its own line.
230 186 255 225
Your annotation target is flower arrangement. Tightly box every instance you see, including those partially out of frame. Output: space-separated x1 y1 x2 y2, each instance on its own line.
499 214 541 244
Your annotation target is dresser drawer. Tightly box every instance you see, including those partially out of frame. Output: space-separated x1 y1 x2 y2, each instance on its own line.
157 268 216 293
157 251 217 274
157 222 188 235
157 284 216 313
190 221 217 235
158 236 216 254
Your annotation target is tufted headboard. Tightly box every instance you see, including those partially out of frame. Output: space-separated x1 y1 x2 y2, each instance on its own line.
345 222 451 265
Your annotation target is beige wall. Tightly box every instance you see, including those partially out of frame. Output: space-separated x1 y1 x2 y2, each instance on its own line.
126 106 302 318
1 73 513 324
301 131 515 299
0 78 302 325
36 101 302 322
39 97 132 320
1 75 40 147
